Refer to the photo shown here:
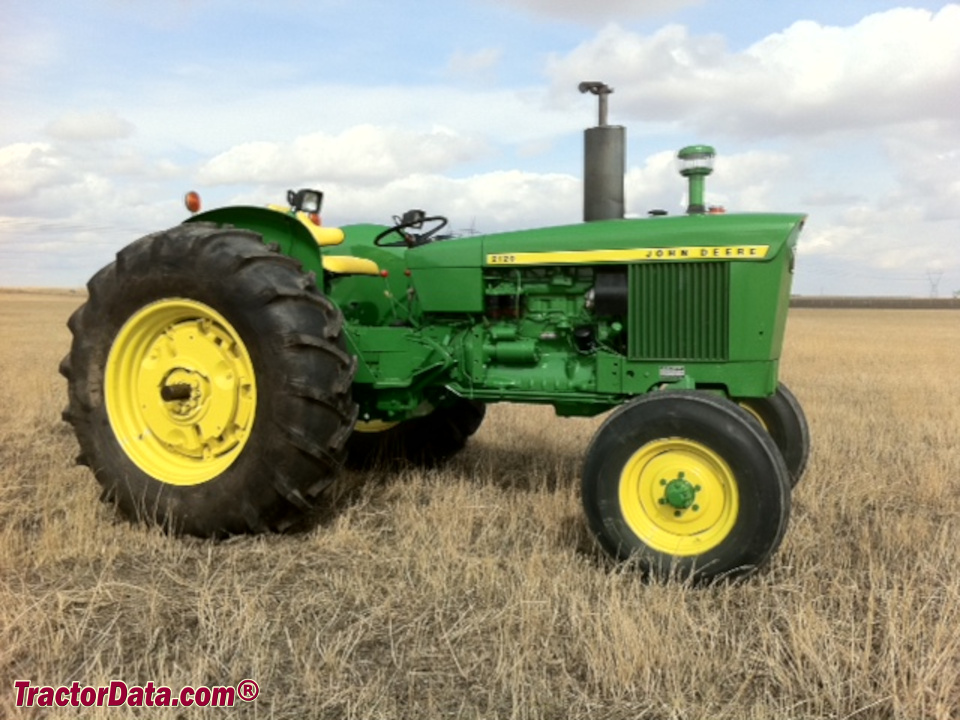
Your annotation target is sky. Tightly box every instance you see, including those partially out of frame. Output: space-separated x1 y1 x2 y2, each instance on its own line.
1 0 959 297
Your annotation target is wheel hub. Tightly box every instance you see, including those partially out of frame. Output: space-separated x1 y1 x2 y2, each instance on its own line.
162 369 205 419
660 472 700 512
105 299 257 485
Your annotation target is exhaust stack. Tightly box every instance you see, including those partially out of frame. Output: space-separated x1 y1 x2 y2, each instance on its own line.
579 81 625 222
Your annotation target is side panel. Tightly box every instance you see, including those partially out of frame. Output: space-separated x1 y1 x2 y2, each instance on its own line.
327 225 416 327
345 324 460 422
405 239 485 312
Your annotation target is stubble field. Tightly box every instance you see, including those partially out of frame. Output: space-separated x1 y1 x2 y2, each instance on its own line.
0 290 958 719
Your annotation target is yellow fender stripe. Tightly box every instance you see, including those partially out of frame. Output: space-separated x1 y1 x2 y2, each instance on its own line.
485 245 770 265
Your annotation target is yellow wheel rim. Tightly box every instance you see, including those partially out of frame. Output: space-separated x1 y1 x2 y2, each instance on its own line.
105 299 257 486
739 402 768 430
353 419 400 433
618 438 739 556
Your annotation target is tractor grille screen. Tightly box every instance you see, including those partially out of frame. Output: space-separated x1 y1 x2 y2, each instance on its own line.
627 262 730 361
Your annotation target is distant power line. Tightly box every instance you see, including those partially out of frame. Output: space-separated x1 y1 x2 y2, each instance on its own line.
459 217 480 237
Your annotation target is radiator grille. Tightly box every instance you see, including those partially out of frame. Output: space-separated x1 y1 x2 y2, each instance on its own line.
627 263 730 361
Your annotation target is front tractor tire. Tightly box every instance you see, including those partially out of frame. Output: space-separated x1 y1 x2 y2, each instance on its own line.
60 224 357 537
581 392 791 582
737 382 810 488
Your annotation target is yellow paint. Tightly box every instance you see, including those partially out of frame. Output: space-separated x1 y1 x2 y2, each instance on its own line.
322 255 381 276
485 245 769 265
305 222 345 247
267 204 345 246
105 299 257 486
353 419 401 433
738 402 769 430
618 438 739 556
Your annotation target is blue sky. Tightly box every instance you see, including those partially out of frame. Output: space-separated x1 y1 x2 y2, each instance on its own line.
2 0 958 296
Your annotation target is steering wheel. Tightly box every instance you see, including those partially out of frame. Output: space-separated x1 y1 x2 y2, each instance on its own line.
374 212 448 248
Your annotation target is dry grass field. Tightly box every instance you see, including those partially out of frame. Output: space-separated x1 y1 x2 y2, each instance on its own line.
1 290 958 719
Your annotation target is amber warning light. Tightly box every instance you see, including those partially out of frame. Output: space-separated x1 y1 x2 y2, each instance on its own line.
184 191 202 214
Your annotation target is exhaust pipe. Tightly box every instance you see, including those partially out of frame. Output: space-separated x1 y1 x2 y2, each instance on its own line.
579 81 625 222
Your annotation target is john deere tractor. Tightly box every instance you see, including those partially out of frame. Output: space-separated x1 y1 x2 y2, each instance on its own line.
61 85 809 580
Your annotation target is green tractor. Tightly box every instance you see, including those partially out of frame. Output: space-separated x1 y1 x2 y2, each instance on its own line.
61 85 809 581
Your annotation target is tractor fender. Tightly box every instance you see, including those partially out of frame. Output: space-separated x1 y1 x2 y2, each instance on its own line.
185 205 343 277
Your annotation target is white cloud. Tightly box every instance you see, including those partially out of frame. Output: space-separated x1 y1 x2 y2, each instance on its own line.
882 123 960 223
702 151 794 211
2 2 958 296
797 218 865 258
0 143 66 201
0 136 185 209
44 110 135 143
546 7 960 137
115 84 576 159
439 170 580 228
800 191 866 207
622 149 795 216
484 0 703 23
623 150 676 215
197 124 491 186
795 194 957 290
539 6 960 297
225 146 796 232
220 169 581 234
0 134 192 287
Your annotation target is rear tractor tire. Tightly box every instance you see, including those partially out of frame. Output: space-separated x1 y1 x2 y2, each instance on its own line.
60 224 357 537
581 391 791 582
345 399 486 469
737 382 810 487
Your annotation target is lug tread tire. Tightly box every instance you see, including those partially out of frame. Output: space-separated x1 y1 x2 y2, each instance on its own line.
60 223 357 537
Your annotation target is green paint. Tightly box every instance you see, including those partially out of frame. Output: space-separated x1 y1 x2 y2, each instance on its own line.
182 185 805 424
186 206 326 276
677 144 716 214
663 474 698 510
